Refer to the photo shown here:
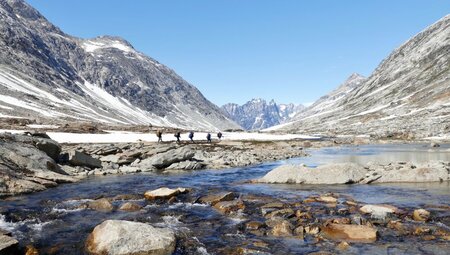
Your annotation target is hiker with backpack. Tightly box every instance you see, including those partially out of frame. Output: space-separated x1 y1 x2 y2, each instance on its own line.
206 133 212 143
174 131 181 143
217 132 223 140
156 130 163 143
188 131 194 143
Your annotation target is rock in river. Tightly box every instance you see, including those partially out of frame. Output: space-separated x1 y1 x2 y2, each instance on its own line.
0 234 19 254
86 220 176 255
144 187 188 200
321 224 377 243
258 163 367 184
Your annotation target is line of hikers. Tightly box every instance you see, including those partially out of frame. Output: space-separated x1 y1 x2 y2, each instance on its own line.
156 130 222 143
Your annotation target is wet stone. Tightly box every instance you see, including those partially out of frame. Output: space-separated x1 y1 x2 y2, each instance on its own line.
87 198 114 212
246 221 265 230
413 209 430 222
265 208 295 219
198 192 236 205
214 199 245 214
118 202 142 212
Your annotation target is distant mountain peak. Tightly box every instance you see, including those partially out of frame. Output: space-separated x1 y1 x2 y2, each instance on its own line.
222 99 305 130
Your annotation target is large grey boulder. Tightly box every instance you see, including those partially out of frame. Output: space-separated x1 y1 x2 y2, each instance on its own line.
0 234 19 254
139 146 195 169
68 150 102 169
0 133 77 196
259 163 367 184
370 162 449 183
85 220 176 255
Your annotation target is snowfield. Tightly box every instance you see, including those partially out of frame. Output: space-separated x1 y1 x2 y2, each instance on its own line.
0 129 319 144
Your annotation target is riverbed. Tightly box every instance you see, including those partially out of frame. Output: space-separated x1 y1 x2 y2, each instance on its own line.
1 143 449 254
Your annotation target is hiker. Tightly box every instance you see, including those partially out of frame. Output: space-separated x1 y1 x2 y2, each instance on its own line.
217 132 223 140
174 131 181 143
156 130 163 143
188 131 194 143
206 133 212 143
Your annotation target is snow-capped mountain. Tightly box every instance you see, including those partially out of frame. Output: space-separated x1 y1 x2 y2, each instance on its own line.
271 14 450 137
221 99 305 130
0 0 239 131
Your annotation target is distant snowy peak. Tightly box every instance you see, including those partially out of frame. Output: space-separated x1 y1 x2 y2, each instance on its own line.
221 99 304 130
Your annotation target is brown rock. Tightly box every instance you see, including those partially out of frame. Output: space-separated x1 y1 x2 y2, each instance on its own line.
414 226 431 235
422 235 436 241
87 198 114 212
337 241 350 250
119 202 142 212
261 202 285 209
25 245 39 255
198 192 235 205
305 226 320 235
111 194 143 201
316 196 337 203
413 209 430 222
214 200 245 214
265 208 295 219
144 187 187 200
246 221 265 230
294 226 304 237
270 220 293 237
321 224 377 243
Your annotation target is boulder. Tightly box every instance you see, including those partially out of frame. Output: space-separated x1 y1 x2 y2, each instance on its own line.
315 196 338 203
144 187 188 200
198 192 236 205
258 163 367 184
413 209 430 221
370 166 448 183
87 198 114 212
35 139 61 161
0 234 19 253
166 161 206 170
86 220 176 255
119 202 143 212
68 151 102 169
321 224 377 243
359 204 399 219
139 146 195 169
270 220 293 237
213 200 245 214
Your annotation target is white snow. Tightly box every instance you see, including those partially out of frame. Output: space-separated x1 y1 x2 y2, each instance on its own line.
0 129 320 144
0 104 13 110
26 124 59 129
82 40 134 53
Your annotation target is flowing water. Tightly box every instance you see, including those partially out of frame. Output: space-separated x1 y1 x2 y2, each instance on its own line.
1 143 449 254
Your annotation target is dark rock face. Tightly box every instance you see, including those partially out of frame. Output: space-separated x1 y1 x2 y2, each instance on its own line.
278 15 450 137
221 99 304 130
0 0 239 130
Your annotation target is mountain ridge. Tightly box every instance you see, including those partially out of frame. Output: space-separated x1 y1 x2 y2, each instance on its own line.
273 14 450 137
0 0 240 131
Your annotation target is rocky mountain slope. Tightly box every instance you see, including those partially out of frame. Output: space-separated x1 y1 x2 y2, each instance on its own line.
273 14 450 137
0 0 239 131
221 99 305 130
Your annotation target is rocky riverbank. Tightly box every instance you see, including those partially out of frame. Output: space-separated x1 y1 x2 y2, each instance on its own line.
0 132 310 196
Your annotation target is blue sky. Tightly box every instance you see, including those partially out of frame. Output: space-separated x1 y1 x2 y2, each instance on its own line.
27 0 449 106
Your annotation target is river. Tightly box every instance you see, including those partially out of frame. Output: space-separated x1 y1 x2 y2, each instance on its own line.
1 143 449 254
